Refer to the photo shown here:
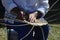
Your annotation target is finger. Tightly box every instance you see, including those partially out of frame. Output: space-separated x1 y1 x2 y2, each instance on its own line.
30 18 34 23
20 11 26 20
30 18 36 23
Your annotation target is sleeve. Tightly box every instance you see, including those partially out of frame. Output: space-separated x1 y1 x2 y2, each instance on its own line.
1 0 17 12
37 0 49 17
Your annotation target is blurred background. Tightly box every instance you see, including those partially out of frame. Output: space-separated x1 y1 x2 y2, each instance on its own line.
0 0 60 40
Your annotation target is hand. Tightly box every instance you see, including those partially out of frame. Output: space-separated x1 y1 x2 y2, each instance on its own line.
20 11 26 20
29 11 38 23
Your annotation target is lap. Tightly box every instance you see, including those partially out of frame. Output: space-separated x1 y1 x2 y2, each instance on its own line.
33 25 50 40
5 21 50 40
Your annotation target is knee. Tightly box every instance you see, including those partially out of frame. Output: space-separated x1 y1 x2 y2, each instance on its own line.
7 29 18 40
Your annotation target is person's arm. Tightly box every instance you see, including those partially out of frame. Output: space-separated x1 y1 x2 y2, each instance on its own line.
37 0 49 17
1 0 17 12
29 0 49 22
1 0 21 16
1 0 24 20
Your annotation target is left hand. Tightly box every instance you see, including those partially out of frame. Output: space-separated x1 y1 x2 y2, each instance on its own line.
29 11 38 23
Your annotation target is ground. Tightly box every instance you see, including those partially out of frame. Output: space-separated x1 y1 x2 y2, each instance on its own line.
0 27 7 40
48 24 60 40
0 24 60 40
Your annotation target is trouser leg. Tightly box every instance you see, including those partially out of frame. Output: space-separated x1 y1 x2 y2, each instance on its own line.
5 20 50 40
33 25 50 40
16 25 33 40
17 25 49 40
5 21 33 40
7 29 18 40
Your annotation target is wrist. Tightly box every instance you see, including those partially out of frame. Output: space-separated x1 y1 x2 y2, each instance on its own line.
37 11 43 18
11 7 20 14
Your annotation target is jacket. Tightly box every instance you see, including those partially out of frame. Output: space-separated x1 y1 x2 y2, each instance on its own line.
1 0 49 24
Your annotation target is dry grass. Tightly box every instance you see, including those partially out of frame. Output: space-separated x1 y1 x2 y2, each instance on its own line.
0 27 7 40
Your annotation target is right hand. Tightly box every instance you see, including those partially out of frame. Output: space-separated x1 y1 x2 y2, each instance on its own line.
20 11 25 20
29 11 38 23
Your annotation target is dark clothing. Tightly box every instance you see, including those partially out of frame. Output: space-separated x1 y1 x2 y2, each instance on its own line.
5 21 50 40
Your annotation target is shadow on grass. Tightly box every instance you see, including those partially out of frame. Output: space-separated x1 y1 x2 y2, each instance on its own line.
0 24 6 28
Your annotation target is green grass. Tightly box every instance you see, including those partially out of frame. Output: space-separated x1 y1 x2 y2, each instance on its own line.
48 24 60 40
0 24 60 40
